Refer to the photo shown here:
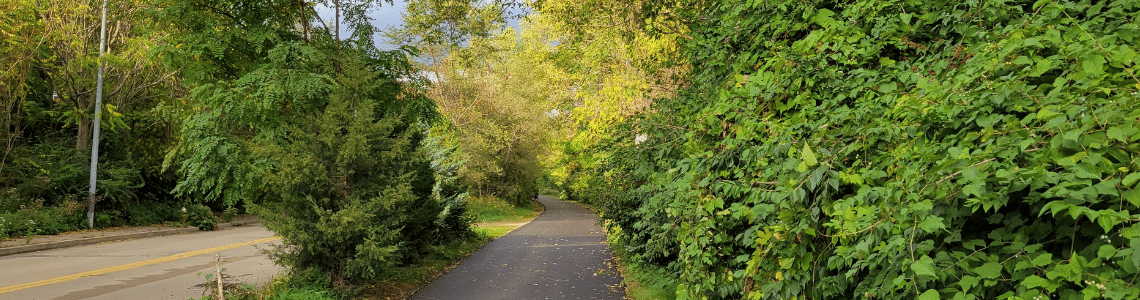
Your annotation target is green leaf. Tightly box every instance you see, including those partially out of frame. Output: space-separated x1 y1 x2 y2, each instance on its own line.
1021 275 1053 291
976 262 1002 279
1048 263 1076 281
1031 253 1053 266
1123 173 1140 187
880 82 897 93
1107 126 1128 142
880 57 896 66
1012 56 1032 65
963 184 984 197
918 289 940 300
1036 106 1061 121
1105 281 1131 300
960 275 980 291
1098 214 1121 233
840 172 864 185
918 216 946 233
809 168 825 191
975 114 1001 128
1082 56 1106 75
913 256 937 278
1098 244 1118 259
1125 188 1140 206
1032 58 1054 76
1083 285 1102 299
811 8 837 27
912 201 933 212
1131 239 1140 270
1056 151 1087 167
802 144 818 166
1022 37 1041 48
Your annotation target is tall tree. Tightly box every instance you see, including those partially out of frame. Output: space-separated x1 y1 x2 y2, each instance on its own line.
2 0 179 217
0 0 44 176
386 0 504 81
445 24 560 204
388 0 567 204
534 0 693 203
37 0 175 156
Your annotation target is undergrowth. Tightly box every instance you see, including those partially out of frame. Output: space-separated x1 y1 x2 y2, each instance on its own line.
0 201 220 241
563 0 1140 298
607 223 679 300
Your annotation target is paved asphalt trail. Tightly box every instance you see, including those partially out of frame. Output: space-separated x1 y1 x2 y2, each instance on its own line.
412 196 624 300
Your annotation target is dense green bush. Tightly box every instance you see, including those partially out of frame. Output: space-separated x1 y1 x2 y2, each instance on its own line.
423 124 476 240
94 212 113 228
0 202 85 238
576 0 1140 299
186 204 216 230
251 53 445 286
127 202 179 225
0 142 85 208
0 198 184 240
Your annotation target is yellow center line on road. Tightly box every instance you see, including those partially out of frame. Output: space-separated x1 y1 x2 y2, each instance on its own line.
0 236 281 295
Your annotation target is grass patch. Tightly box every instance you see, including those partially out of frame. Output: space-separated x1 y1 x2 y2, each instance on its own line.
270 288 339 300
616 257 678 300
469 195 543 238
464 195 541 223
474 223 521 238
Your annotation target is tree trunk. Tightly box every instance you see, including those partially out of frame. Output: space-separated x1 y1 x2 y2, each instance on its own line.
76 116 91 156
299 0 311 40
331 258 347 288
1 101 17 175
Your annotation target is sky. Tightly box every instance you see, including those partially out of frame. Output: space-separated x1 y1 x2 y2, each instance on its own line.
313 1 408 51
314 0 527 51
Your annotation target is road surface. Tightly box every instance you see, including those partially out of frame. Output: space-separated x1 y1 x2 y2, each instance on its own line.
0 225 281 300
412 196 624 300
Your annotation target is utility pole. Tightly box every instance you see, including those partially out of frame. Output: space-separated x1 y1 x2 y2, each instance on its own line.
88 0 108 229
334 0 340 43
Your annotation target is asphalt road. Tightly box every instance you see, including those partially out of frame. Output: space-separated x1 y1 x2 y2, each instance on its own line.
0 226 281 300
412 196 625 300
